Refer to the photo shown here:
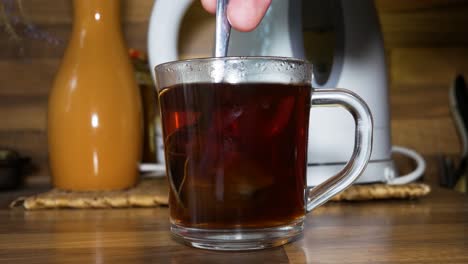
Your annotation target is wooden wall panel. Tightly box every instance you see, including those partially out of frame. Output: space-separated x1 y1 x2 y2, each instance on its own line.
0 0 468 178
21 0 154 24
390 48 468 85
375 0 468 12
392 118 460 155
0 23 149 59
0 97 47 131
0 59 59 96
0 131 48 163
390 84 451 120
381 2 467 48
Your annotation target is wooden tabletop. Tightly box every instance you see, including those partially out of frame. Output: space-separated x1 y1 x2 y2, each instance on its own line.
0 187 466 264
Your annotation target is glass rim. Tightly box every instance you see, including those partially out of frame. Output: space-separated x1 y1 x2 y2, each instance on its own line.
154 56 311 72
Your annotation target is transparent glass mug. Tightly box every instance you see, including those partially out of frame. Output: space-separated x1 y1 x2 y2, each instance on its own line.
155 57 373 251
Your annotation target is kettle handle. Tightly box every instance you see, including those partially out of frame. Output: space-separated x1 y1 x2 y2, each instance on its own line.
148 0 194 81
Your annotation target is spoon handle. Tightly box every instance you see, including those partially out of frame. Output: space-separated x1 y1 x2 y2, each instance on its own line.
215 0 231 57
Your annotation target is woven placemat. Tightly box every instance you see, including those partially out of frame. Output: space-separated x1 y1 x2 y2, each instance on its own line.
10 178 430 210
330 183 430 201
10 178 169 210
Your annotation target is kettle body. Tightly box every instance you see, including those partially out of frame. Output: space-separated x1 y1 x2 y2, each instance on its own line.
148 0 419 185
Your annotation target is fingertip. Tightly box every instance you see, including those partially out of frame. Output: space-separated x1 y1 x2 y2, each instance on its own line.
201 0 216 14
227 0 271 32
227 13 257 32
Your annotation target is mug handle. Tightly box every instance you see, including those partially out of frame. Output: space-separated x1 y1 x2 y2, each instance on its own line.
306 89 373 212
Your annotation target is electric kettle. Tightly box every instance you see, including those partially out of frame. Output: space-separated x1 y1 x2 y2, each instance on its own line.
147 0 425 185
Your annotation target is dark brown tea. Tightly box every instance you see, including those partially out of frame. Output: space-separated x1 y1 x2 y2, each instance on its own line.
159 83 311 229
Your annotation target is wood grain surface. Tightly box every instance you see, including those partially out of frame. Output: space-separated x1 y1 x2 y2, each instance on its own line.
1 0 468 180
0 186 466 263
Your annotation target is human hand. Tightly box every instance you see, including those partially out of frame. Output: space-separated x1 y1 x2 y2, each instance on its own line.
201 0 271 32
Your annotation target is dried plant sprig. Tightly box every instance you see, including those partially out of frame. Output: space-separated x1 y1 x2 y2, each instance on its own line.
0 1 21 43
1 0 62 50
16 0 31 27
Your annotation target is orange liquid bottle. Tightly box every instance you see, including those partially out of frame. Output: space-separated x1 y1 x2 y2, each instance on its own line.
48 0 142 190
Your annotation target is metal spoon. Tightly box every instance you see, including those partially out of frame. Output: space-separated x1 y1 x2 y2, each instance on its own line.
215 0 231 57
